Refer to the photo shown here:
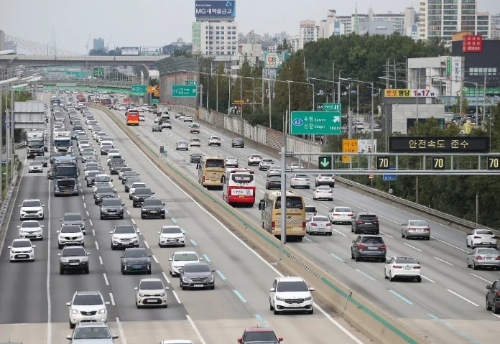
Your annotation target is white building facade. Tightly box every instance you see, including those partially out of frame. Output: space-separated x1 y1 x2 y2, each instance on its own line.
298 20 318 50
192 21 239 56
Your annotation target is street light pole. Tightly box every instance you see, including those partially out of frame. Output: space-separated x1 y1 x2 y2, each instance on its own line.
338 71 342 103
287 81 291 134
475 82 479 127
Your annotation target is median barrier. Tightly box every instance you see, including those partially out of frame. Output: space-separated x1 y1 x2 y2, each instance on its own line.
93 104 430 344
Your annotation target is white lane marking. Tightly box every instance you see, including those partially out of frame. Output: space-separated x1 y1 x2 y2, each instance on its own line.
152 255 159 263
86 211 89 216
434 257 453 266
109 293 115 306
47 169 53 344
404 243 422 252
319 204 329 209
493 314 500 319
89 219 93 226
95 241 100 250
131 218 136 224
162 271 171 284
258 190 265 194
172 290 182 304
83 203 86 208
447 289 479 307
332 228 347 237
126 210 130 215
103 273 109 286
144 240 150 249
103 107 365 344
82 195 85 200
470 273 492 284
92 229 96 236
380 231 393 238
431 237 469 253
116 317 128 344
186 315 207 344
99 256 103 265
421 275 436 283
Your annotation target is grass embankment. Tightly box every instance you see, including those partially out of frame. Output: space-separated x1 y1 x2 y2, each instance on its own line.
1 155 22 199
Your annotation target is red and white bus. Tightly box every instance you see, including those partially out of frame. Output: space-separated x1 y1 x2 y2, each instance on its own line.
222 168 256 207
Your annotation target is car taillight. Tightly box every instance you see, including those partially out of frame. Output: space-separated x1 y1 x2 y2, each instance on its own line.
496 256 500 261
358 244 366 249
477 255 483 260
333 213 340 216
326 223 331 226
474 236 481 239
328 190 332 193
302 222 306 229
271 221 275 230
306 179 310 181
413 265 421 269
393 265 402 269
408 227 416 231
380 245 387 249
294 178 298 181
497 291 500 296
202 176 205 182
423 227 430 231
311 223 317 226
357 220 363 223
348 213 354 216
319 177 322 179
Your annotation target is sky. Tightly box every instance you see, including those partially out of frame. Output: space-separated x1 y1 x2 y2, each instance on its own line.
1 0 499 54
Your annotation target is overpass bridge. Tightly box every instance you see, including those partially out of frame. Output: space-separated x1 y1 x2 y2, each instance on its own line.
38 79 133 89
0 55 163 67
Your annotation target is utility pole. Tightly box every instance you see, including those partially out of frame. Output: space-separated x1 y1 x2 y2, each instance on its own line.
332 62 335 103
261 72 264 110
0 86 3 201
337 71 341 103
356 84 359 118
199 84 203 111
394 59 397 88
386 59 390 89
216 75 219 112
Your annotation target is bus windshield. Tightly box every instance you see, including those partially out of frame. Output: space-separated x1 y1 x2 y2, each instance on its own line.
274 196 303 209
206 159 224 168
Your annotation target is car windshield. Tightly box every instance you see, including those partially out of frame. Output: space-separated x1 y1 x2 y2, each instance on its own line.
295 174 308 178
123 171 138 176
29 161 42 166
317 186 331 190
275 197 303 209
277 281 309 292
320 174 334 177
85 164 99 170
132 183 146 188
335 207 351 213
251 155 261 158
73 327 111 340
72 294 103 306
135 188 152 195
61 225 81 233
88 172 99 178
83 152 95 156
97 187 114 194
312 216 329 222
124 249 148 258
476 230 494 235
305 206 317 213
211 136 220 140
477 248 498 254
174 253 198 261
120 168 132 172
114 226 135 234
269 177 281 181
245 332 278 342
395 257 418 264
139 280 164 290
144 199 162 206
95 176 111 182
63 248 86 257
12 240 31 247
21 222 40 228
263 159 273 163
184 264 211 273
64 214 82 222
23 200 41 207
161 227 182 234
102 199 122 206
361 236 384 244
409 220 427 226
226 156 236 160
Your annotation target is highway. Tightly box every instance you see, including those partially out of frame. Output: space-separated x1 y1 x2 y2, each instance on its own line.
105 105 500 344
0 93 369 344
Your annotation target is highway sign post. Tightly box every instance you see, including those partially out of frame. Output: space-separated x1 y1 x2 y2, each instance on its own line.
290 111 341 135
318 156 332 170
131 85 147 93
342 139 358 163
185 80 197 85
383 167 397 181
172 85 197 97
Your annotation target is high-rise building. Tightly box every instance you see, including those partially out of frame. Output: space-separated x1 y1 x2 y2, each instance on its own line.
0 30 5 51
418 0 491 41
298 20 318 50
4 41 17 53
492 13 500 38
93 38 105 51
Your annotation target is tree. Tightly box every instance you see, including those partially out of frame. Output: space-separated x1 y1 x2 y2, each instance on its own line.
208 62 229 114
451 90 469 114
148 78 159 86
231 57 253 117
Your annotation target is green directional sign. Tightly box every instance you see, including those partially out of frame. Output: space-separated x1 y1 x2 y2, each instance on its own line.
93 67 104 78
172 85 197 97
185 80 197 85
318 156 332 170
322 103 341 111
291 111 342 135
151 99 159 104
131 85 147 93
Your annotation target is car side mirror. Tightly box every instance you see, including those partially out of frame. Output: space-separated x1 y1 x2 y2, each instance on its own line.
134 287 138 291
352 240 356 243
32 245 36 248
120 255 124 258
57 253 62 256
42 205 45 207
148 254 152 257
109 231 113 234
486 285 492 289
162 203 165 206
212 270 216 273
152 192 155 194
386 258 391 263
87 253 91 256
122 203 125 206
237 339 243 343
112 334 119 339
309 287 315 291
165 286 170 290
270 288 276 292
157 231 161 234
168 258 172 261
105 301 110 305
66 335 72 340
66 302 72 306
136 230 141 234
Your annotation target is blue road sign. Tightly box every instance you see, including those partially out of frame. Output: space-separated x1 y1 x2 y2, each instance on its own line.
383 166 397 181
1 159 6 164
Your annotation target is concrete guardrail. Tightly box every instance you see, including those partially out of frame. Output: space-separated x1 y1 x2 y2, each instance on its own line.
0 160 21 232
93 104 430 344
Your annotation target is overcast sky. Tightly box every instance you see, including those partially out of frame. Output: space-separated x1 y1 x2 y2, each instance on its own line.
1 0 498 54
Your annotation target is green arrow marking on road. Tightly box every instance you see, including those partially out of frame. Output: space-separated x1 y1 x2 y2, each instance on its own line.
320 158 330 168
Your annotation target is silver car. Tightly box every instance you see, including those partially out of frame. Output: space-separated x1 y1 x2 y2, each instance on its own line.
401 219 430 240
290 174 310 189
66 322 118 343
225 156 238 167
467 247 500 270
134 278 169 308
176 141 188 151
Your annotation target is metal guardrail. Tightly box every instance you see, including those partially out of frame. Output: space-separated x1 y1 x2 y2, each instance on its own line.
0 160 20 231
336 176 500 236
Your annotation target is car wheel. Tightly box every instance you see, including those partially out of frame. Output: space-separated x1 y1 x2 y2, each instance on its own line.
308 308 313 314
121 267 125 275
389 272 394 281
84 267 89 274
60 267 64 275
58 243 63 249
355 254 360 262
401 231 405 238
466 240 469 247
494 305 500 315
120 215 124 220
416 276 422 282
384 269 388 279
473 262 477 270
69 321 75 329
100 215 104 220
111 245 115 250
273 309 279 315
141 215 145 219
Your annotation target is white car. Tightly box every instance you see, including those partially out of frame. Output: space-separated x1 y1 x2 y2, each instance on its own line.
384 256 422 282
19 199 45 221
168 251 203 276
184 115 193 122
269 276 314 314
247 154 262 166
78 142 91 153
290 162 304 170
94 174 113 187
28 161 44 173
67 291 109 329
106 151 121 162
129 182 147 198
176 141 189 151
139 114 145 121
154 117 160 123
467 229 498 249
259 158 274 170
306 215 332 235
135 278 169 308
328 206 354 224
225 156 238 167
100 140 114 148
312 186 333 201
18 220 44 240
110 225 140 250
158 226 185 247
267 166 281 177
8 239 36 262
208 135 221 146
315 174 335 187
84 167 101 179
57 225 85 249
160 341 194 344
305 205 317 222
189 138 201 147
290 174 310 189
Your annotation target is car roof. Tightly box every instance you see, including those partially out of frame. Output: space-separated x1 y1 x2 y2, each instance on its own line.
21 220 40 223
23 198 41 202
74 291 101 296
139 278 163 283
13 238 31 243
359 234 382 238
174 251 197 255
75 321 107 328
245 327 275 333
125 247 147 251
276 276 305 282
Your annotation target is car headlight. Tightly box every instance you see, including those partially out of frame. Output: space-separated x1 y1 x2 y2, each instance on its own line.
160 292 166 297
61 259 68 263
276 296 285 301
81 257 88 262
208 276 214 282
71 309 78 314
182 276 190 282
27 249 33 253
139 293 145 297
304 297 312 301
98 308 106 314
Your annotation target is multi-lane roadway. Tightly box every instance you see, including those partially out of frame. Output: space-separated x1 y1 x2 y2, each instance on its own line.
106 104 500 344
0 94 370 344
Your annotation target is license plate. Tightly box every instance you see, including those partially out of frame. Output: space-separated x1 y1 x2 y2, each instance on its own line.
84 317 95 320
168 239 176 242
364 222 371 225
70 263 79 266
150 211 158 213
64 191 69 193
239 195 244 198
289 304 301 307
194 284 204 287
34 153 38 156
418 229 424 232
18 255 27 258
133 265 142 269
404 266 411 270
368 247 378 250
486 257 493 260
146 300 157 303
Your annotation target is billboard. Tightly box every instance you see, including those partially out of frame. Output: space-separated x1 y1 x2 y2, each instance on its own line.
121 47 140 56
141 47 162 56
264 52 289 69
195 0 236 18
463 35 483 53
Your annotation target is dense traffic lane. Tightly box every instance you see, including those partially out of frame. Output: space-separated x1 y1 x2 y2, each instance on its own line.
91 106 370 344
108 108 500 343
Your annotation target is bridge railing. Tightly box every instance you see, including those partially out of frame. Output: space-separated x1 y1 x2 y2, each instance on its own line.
39 79 133 88
0 55 162 62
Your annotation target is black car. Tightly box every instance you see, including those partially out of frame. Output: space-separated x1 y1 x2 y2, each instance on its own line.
266 176 281 190
351 213 380 234
190 153 203 163
120 248 151 275
61 212 86 234
86 171 99 187
231 138 245 148
238 328 283 344
179 263 215 290
100 198 125 220
152 125 162 132
73 125 84 131
132 187 154 207
351 235 387 262
124 177 141 192
110 163 127 175
141 198 166 219
486 279 500 314
58 246 90 275
100 145 112 155
121 171 140 184
94 186 116 205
